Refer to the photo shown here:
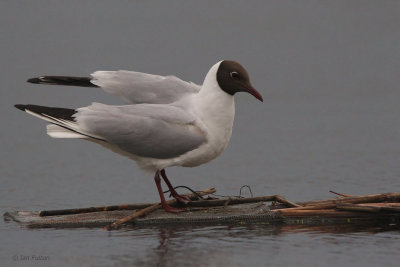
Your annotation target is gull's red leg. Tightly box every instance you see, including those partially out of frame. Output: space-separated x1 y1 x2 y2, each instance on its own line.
160 169 191 204
154 170 185 213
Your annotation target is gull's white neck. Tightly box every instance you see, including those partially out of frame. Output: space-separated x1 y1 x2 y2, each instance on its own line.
195 62 235 118
190 61 235 156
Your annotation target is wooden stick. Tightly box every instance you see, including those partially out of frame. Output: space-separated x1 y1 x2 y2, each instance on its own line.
104 188 216 230
336 203 400 213
274 195 302 207
336 203 380 213
357 203 400 207
105 203 161 230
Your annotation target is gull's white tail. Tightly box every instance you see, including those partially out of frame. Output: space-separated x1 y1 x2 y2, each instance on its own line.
46 124 86 138
14 104 103 140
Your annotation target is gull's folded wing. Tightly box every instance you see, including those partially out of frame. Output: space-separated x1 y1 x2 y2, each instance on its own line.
75 103 206 159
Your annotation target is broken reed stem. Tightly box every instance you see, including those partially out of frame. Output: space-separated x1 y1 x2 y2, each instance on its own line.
329 190 352 197
39 188 216 217
336 203 400 213
104 188 216 230
39 203 152 217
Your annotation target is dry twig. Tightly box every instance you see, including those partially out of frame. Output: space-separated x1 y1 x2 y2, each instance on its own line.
329 190 352 197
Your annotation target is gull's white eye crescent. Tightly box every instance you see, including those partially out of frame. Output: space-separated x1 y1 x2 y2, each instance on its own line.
230 71 239 78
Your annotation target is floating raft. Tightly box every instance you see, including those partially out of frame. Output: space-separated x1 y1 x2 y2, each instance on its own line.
4 189 400 229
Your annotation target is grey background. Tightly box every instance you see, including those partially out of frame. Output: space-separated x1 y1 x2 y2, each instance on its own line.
1 1 400 266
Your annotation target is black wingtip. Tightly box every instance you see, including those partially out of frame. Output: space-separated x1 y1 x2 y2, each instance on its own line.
14 104 77 121
26 76 98 87
14 104 27 111
27 77 41 84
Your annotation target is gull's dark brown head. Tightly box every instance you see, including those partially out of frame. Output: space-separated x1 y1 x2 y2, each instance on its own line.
216 60 263 102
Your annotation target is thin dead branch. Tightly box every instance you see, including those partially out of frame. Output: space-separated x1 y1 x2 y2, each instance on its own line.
329 190 352 197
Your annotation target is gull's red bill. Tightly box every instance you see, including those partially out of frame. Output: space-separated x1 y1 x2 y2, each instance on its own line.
246 87 263 102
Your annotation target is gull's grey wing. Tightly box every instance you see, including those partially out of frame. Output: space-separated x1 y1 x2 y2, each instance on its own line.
75 103 205 159
90 70 201 104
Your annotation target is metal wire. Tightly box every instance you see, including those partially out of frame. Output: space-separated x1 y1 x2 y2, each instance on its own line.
163 185 254 200
162 186 205 200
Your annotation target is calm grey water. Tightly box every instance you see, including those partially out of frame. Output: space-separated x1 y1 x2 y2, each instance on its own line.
1 1 400 266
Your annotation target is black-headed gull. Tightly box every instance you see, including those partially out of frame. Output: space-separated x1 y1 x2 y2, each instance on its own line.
15 60 263 212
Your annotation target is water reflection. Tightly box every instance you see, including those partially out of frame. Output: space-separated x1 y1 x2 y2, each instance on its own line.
106 223 400 266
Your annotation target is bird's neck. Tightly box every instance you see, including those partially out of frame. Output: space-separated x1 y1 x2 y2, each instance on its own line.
195 62 235 116
191 77 235 146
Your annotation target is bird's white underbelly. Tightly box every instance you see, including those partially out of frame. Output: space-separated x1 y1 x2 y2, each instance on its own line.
180 123 233 167
129 116 233 172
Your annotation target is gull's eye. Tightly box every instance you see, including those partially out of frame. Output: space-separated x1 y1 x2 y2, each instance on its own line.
230 71 239 78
